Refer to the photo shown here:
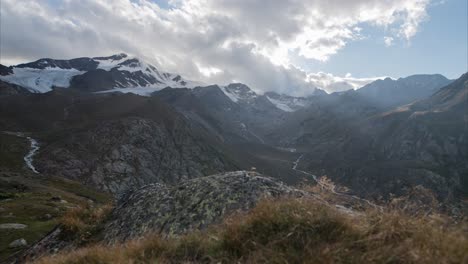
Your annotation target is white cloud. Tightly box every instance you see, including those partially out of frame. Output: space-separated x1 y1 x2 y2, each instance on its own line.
198 65 223 77
306 72 387 93
0 0 431 96
384 36 395 47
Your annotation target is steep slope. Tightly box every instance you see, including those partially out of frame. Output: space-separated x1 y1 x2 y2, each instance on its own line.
0 91 237 194
264 92 311 112
266 91 381 147
153 85 310 184
0 64 13 75
155 84 287 144
0 80 29 97
369 73 468 196
297 73 468 201
264 90 327 112
354 74 451 108
0 131 112 262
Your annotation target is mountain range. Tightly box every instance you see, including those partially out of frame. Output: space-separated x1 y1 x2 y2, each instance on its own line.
0 54 466 202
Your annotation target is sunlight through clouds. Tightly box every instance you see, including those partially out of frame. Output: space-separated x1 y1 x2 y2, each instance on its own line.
0 0 432 95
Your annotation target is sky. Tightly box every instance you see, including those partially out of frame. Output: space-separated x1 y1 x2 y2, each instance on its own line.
0 0 466 95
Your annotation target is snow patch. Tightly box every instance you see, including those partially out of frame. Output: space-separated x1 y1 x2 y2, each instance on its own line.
266 96 295 112
95 56 129 71
221 86 239 102
96 86 164 96
0 67 84 93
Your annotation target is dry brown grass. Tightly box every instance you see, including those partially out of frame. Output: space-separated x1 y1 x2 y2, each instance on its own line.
35 198 468 264
59 202 113 242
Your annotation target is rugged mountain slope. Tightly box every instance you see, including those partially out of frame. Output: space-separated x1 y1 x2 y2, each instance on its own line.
154 84 288 144
369 73 468 196
297 73 468 201
0 54 464 202
0 131 112 262
264 92 313 112
265 91 381 147
268 74 452 146
153 85 310 184
354 74 451 108
0 91 237 194
0 80 29 97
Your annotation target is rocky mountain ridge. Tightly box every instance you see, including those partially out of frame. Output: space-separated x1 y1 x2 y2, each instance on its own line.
352 74 452 108
0 54 197 94
0 54 464 203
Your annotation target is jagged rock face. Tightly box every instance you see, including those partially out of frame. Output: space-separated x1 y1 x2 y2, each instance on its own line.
37 117 235 194
104 171 305 243
0 64 13 75
0 80 29 97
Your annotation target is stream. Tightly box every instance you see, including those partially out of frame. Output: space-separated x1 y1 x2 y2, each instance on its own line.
3 131 40 173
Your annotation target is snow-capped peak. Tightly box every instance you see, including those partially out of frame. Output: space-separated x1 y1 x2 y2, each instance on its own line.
0 54 202 94
94 54 129 71
221 83 258 103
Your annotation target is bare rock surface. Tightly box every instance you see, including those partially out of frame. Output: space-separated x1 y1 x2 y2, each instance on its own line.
104 171 305 243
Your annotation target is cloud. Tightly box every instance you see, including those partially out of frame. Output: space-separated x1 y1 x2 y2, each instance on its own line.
0 0 431 96
384 36 395 47
306 72 387 93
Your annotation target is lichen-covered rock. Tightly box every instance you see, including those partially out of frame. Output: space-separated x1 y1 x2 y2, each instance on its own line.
104 171 305 243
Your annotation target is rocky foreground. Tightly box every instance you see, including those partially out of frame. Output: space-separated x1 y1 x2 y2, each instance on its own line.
16 171 305 261
10 171 468 263
104 171 305 242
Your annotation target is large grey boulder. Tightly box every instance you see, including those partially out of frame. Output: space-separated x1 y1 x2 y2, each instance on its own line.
104 171 305 243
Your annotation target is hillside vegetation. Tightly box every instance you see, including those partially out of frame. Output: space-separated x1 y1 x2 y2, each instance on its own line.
34 198 468 264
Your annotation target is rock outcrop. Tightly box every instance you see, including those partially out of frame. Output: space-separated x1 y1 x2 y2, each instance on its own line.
104 171 305 243
38 117 235 194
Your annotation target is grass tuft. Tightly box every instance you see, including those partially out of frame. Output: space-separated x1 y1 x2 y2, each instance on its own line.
35 198 468 264
59 203 113 243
